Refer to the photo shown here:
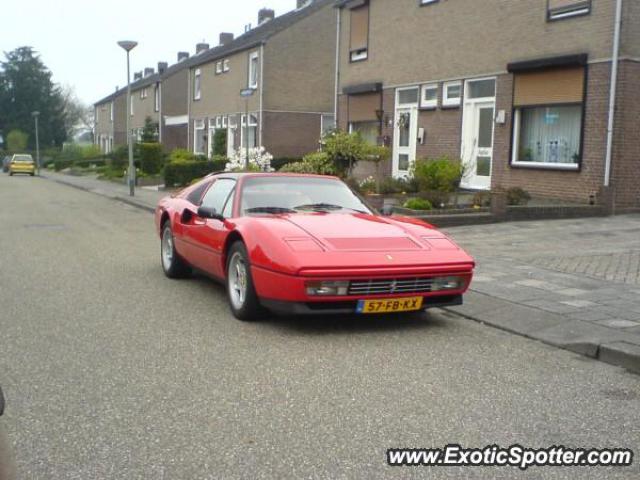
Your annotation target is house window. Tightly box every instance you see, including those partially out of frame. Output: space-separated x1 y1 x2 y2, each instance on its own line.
466 78 496 99
349 121 378 145
130 98 134 116
223 59 230 72
397 87 419 106
241 113 258 149
547 0 591 21
349 2 369 62
222 116 228 128
248 52 259 88
194 69 201 100
154 86 160 112
216 62 223 74
420 84 438 109
110 102 114 122
443 81 462 107
511 67 585 169
321 114 336 136
420 0 439 4
194 119 206 154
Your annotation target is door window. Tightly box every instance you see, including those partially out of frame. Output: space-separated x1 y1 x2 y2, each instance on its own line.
478 107 494 149
398 113 411 147
201 179 236 214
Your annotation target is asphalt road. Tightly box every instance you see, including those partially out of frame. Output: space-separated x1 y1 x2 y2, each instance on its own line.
0 174 639 480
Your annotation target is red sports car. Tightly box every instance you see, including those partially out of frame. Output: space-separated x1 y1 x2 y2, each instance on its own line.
155 173 475 321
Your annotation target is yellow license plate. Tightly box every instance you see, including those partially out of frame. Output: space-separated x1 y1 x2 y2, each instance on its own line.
357 297 424 314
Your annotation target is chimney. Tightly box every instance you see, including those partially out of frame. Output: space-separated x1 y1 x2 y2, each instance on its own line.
219 32 234 45
134 72 142 81
258 8 275 25
144 67 154 77
157 62 168 74
296 0 311 8
177 51 190 62
196 43 209 54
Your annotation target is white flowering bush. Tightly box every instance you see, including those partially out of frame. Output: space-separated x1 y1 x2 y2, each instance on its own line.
225 146 274 172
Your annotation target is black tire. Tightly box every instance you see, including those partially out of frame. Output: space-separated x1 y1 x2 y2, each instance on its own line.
226 241 262 321
160 223 191 278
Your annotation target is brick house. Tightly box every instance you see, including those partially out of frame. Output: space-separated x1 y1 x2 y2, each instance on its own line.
94 89 126 154
335 0 640 208
159 52 192 151
129 68 161 141
188 0 337 160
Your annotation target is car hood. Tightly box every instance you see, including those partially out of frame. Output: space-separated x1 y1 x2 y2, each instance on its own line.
244 213 475 275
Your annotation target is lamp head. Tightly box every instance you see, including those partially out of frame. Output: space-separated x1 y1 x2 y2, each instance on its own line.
117 41 138 52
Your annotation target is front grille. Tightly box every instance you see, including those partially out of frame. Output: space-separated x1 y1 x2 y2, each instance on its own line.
348 278 434 296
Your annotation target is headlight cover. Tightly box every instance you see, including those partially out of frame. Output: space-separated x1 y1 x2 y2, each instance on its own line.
305 281 349 296
431 276 465 291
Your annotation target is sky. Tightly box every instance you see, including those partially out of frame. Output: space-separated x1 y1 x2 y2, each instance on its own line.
2 0 299 105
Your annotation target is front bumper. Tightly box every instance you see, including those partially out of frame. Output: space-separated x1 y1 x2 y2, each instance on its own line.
261 294 463 316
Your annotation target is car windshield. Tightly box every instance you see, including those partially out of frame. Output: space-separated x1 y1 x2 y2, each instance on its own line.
13 155 33 163
240 176 372 216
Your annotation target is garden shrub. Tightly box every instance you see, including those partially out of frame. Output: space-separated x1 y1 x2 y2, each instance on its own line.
164 154 227 187
412 156 463 193
212 129 227 156
403 198 433 211
280 152 336 175
506 187 531 206
138 142 164 175
472 191 492 207
378 177 419 195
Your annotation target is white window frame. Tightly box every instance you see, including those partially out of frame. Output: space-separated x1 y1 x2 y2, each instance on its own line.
223 59 230 72
420 0 439 4
548 0 591 21
396 86 420 107
420 84 438 109
248 51 259 89
193 119 206 154
222 116 228 128
511 106 581 171
350 49 368 62
154 86 160 112
130 98 134 116
194 69 201 100
215 62 223 74
443 81 462 107
208 118 217 129
110 102 114 122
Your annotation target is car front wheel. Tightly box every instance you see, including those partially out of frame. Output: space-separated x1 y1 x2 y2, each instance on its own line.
161 223 191 278
226 242 262 321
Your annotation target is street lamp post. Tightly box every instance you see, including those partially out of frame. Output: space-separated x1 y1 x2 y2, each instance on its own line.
117 40 138 196
32 111 40 175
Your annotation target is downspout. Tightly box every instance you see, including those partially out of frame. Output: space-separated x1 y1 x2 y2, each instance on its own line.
187 69 192 151
604 0 623 187
259 43 265 149
158 81 163 143
334 7 342 126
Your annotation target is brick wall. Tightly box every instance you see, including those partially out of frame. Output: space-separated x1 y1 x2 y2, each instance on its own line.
262 111 322 159
493 63 610 204
611 60 640 207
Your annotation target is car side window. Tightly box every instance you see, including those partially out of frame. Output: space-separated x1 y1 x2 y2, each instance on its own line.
186 181 211 205
222 188 236 218
200 179 236 214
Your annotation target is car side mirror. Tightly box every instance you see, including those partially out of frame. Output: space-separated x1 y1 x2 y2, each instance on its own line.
197 206 225 221
380 205 394 217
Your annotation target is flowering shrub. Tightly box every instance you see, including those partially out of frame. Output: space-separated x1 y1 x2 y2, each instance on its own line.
225 146 273 172
358 176 377 194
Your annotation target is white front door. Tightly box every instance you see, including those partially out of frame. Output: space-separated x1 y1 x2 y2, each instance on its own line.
393 106 418 177
226 127 236 158
461 101 495 190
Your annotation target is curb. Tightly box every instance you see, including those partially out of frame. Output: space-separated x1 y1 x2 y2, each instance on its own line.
42 174 156 214
444 292 640 376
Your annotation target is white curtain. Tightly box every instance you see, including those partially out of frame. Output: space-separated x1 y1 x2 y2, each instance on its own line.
519 105 581 164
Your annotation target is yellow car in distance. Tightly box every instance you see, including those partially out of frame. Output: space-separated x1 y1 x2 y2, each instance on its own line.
8 154 35 176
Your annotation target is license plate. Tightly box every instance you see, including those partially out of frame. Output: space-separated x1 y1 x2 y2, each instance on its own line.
357 297 424 314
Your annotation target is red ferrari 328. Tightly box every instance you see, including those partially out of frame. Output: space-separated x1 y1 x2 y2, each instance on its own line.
155 173 475 321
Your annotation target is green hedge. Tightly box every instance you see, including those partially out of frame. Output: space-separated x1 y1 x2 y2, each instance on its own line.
138 143 164 175
164 156 227 187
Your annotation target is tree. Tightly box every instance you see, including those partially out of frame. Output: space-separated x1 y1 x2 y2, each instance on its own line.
0 47 67 149
6 129 28 151
141 116 159 143
60 84 94 142
323 130 369 178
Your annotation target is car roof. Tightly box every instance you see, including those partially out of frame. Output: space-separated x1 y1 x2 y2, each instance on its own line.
208 172 340 181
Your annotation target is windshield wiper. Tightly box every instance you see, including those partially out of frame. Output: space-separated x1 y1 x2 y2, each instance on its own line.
245 206 296 214
294 203 367 214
